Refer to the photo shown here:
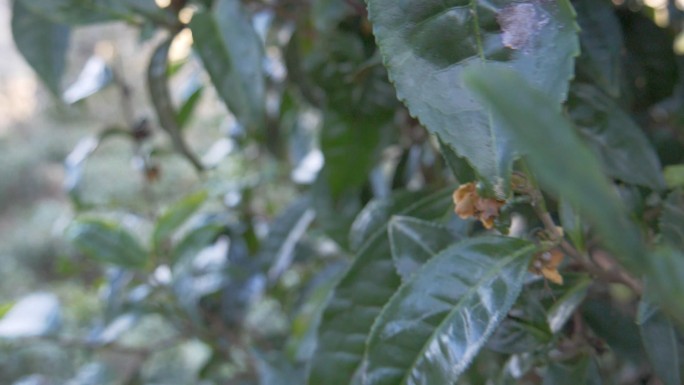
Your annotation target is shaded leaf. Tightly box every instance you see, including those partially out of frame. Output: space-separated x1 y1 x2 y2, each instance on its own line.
66 218 148 268
368 0 579 194
148 38 204 171
463 65 646 272
568 84 665 190
11 1 70 96
487 293 552 354
308 189 452 385
153 190 208 252
365 236 535 385
638 299 681 385
0 293 61 338
573 0 623 97
559 199 585 252
190 0 265 131
388 216 456 282
661 190 684 249
547 276 591 333
16 0 144 24
664 165 684 189
583 299 646 363
177 86 204 129
542 355 602 385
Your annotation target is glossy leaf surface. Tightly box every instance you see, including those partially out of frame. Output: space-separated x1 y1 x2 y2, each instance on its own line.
367 0 579 194
190 0 265 131
365 236 534 385
309 189 452 385
388 216 455 282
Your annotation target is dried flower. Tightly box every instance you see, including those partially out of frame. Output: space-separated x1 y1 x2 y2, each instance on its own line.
529 249 565 285
452 183 505 229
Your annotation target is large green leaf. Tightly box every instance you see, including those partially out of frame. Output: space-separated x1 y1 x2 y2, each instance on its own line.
16 0 149 24
388 216 456 282
190 0 265 131
367 0 579 195
573 0 623 97
568 84 664 190
308 189 452 385
364 236 534 385
463 65 646 272
66 218 148 269
638 298 681 385
11 1 70 96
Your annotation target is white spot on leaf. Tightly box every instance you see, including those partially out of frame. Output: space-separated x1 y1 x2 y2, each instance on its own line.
497 2 549 50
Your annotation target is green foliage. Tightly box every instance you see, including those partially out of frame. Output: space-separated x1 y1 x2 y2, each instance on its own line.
5 0 684 384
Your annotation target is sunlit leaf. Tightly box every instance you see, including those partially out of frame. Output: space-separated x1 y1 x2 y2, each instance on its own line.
0 293 61 338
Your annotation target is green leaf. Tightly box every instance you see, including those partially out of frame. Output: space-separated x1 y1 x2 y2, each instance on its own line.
148 38 204 171
463 65 646 272
308 188 452 385
190 0 265 131
365 236 535 385
439 136 476 184
388 216 456 282
11 1 70 96
638 299 681 385
644 247 684 326
559 199 585 252
573 0 623 97
153 190 208 253
177 86 204 129
259 197 316 282
661 190 684 249
487 293 552 354
547 276 591 333
567 84 665 190
320 110 392 197
66 218 148 268
17 0 132 24
542 355 602 385
664 165 684 189
171 223 223 265
368 0 579 195
582 299 646 363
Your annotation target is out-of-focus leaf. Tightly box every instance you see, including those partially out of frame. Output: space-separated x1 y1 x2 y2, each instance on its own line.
0 293 61 338
65 362 115 385
645 247 684 326
367 0 579 195
387 216 456 282
148 38 204 171
259 197 316 282
17 0 140 24
66 218 148 268
11 1 70 96
63 55 113 104
661 190 684 249
463 65 646 272
574 0 623 97
364 237 534 385
308 189 452 385
547 276 591 333
253 351 305 385
664 165 684 188
171 223 224 264
559 199 585 252
153 190 208 252
177 86 204 129
487 293 552 354
190 0 265 131
568 84 665 190
583 299 646 363
638 298 681 385
320 110 391 197
542 355 602 385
